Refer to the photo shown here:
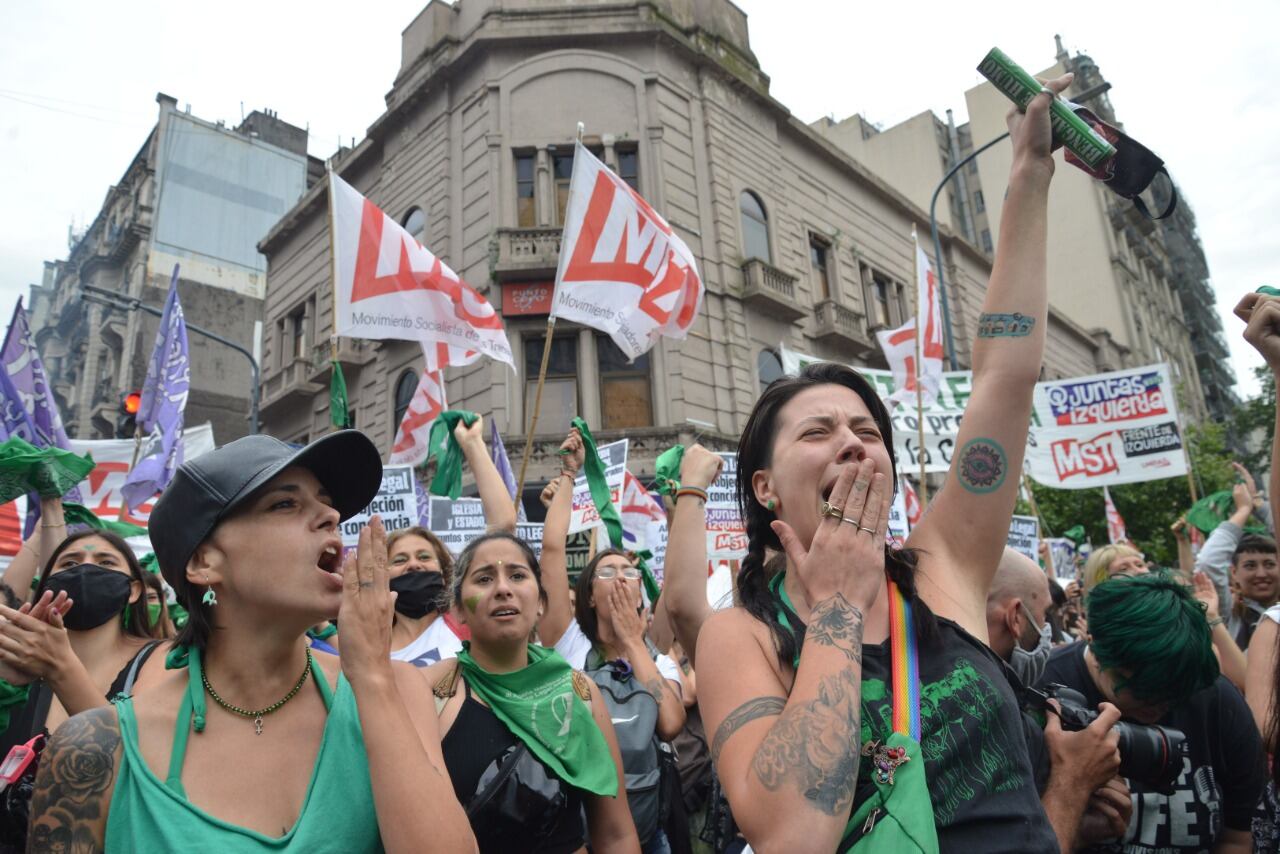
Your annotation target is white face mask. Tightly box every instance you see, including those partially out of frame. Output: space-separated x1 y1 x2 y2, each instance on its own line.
1010 620 1053 686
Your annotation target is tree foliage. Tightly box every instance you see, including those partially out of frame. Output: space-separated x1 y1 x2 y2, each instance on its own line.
1016 421 1236 567
1230 365 1276 476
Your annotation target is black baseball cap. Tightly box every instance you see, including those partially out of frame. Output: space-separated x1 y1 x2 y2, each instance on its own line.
149 430 382 586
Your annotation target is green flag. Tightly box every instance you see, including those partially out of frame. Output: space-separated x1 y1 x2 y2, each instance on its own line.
329 360 351 429
425 410 479 499
63 502 147 539
571 418 623 549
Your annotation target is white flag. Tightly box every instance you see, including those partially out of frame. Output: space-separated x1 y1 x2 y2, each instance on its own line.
552 143 704 359
874 235 944 409
1104 486 1128 544
329 172 513 367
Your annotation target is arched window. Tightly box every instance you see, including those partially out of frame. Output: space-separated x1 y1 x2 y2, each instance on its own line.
393 369 418 432
739 191 771 263
402 207 427 244
758 348 784 391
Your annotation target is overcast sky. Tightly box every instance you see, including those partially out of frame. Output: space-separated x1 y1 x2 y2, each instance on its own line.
3 0 1275 398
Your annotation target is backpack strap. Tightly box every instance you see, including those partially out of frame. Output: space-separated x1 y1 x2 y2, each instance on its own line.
432 659 461 715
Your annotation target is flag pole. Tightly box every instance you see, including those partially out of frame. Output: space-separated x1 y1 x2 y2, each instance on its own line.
912 226 928 506
514 122 585 510
117 426 144 522
326 166 342 434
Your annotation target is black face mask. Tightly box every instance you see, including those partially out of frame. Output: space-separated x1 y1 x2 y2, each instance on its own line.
42 564 134 631
389 571 445 619
1064 104 1176 220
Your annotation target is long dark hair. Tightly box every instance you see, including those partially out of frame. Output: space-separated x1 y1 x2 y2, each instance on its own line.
37 529 158 640
574 548 632 648
735 361 936 669
450 531 546 608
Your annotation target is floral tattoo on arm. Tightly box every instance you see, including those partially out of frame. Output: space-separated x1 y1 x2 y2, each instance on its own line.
956 438 1007 494
28 706 119 854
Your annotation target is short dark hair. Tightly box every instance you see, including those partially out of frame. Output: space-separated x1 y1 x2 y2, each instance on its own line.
37 530 157 640
1233 534 1277 565
573 548 633 648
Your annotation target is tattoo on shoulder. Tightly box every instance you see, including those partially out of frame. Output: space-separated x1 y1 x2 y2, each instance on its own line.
977 312 1035 338
956 438 1007 494
711 696 786 763
806 595 864 664
28 706 120 854
752 672 861 816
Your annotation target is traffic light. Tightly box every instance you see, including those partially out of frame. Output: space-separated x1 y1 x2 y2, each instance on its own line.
116 391 141 438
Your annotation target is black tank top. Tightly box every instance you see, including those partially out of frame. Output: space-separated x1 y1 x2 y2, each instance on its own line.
441 679 586 854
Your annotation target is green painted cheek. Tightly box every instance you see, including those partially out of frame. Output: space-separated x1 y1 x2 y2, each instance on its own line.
464 596 480 614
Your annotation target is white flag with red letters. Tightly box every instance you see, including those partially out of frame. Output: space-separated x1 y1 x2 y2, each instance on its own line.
1104 486 1128 544
329 172 513 367
874 235 944 409
552 143 704 360
387 344 480 467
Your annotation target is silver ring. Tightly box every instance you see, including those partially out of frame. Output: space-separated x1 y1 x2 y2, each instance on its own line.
1039 86 1055 97
840 516 860 526
858 526 876 535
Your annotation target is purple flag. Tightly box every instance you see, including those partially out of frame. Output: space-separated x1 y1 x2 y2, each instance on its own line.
121 267 190 512
488 418 526 522
0 299 81 534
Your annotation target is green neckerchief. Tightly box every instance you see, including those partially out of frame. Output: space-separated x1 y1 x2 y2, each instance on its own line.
63 501 147 538
570 418 623 549
1185 490 1268 536
1061 525 1088 547
139 553 160 575
0 436 95 502
456 643 618 797
769 573 938 853
0 679 30 735
329 358 352 429
425 410 479 499
653 445 684 495
631 548 661 605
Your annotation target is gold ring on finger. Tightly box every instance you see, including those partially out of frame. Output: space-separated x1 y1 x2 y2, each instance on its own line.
858 526 876 535
821 501 844 518
840 516 860 526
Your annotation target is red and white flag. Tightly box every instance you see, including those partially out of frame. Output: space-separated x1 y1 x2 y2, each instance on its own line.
329 172 513 367
901 476 924 527
1104 486 1128 544
875 233 944 409
387 344 481 467
553 143 704 360
621 470 665 536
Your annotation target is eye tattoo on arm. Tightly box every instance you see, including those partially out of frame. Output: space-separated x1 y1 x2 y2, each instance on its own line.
957 438 1007 494
977 312 1036 338
28 706 120 854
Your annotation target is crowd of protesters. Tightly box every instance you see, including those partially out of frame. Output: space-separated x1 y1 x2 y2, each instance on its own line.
0 78 1276 854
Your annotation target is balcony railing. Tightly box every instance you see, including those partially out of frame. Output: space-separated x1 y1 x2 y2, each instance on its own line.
494 227 562 280
262 357 323 411
308 338 374 383
812 300 873 356
740 258 804 322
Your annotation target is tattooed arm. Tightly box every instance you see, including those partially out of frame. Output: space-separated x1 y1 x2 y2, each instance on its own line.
699 598 867 853
911 75 1070 635
27 706 121 854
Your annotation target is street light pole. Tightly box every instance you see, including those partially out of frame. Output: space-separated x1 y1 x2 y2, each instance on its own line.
81 284 261 434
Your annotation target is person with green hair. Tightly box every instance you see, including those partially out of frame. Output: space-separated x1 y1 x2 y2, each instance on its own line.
1038 573 1266 852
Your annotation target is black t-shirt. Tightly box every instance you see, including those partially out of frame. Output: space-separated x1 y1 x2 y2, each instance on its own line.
845 618 1060 853
1039 642 1267 852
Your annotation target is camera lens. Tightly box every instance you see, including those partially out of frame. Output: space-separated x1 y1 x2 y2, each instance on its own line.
1115 722 1189 795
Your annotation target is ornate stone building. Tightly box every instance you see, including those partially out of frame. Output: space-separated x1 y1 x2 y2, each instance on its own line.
258 0 1114 510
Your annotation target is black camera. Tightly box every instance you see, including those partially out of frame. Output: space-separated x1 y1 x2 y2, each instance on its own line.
1030 684 1189 795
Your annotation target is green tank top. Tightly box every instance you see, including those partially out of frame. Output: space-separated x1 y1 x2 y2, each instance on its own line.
105 652 382 853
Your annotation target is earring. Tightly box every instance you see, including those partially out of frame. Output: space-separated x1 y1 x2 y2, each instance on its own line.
202 573 218 607
766 498 776 511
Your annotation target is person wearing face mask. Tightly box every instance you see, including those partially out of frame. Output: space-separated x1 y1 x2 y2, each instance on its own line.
385 413 515 668
141 570 176 639
26 432 475 853
423 532 640 853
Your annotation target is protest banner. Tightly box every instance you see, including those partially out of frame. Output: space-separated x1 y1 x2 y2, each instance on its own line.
427 497 487 556
340 465 420 547
780 346 1186 489
1006 515 1040 561
1046 538 1079 581
887 487 910 544
569 439 628 534
707 452 747 562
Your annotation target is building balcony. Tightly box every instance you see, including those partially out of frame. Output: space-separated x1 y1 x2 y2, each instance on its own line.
740 258 804 322
494 227 562 281
812 300 873 356
307 338 375 383
261 357 323 412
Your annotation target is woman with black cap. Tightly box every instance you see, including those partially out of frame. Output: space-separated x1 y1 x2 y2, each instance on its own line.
26 431 475 852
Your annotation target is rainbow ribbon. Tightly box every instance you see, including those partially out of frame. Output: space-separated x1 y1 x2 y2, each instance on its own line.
887 579 921 741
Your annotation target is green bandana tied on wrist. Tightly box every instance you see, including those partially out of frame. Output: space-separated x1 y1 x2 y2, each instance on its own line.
425 410 479 499
571 418 623 549
63 502 148 539
456 643 617 797
653 445 684 496
0 436 95 503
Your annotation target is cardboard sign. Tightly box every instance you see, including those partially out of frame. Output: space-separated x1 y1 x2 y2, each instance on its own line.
341 465 420 547
706 453 747 562
1006 515 1040 561
427 497 486 556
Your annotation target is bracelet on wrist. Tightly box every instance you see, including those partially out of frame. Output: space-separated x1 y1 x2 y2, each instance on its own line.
1208 616 1226 629
675 486 708 504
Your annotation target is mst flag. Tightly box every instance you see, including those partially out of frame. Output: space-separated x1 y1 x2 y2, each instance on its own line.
873 235 944 410
121 268 190 512
329 172 513 367
388 344 478 467
553 142 703 359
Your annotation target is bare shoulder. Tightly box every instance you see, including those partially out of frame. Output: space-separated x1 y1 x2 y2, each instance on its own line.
29 706 121 853
697 606 777 666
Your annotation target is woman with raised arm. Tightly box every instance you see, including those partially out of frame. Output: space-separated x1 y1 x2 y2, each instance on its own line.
424 531 640 853
26 432 475 853
696 76 1071 853
386 415 516 668
658 444 724 668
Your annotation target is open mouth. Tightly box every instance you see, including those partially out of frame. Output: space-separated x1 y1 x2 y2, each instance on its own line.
316 541 344 590
491 607 519 619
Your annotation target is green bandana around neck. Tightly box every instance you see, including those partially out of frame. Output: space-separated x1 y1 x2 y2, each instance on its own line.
570 418 623 549
456 643 618 797
425 410 479 499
